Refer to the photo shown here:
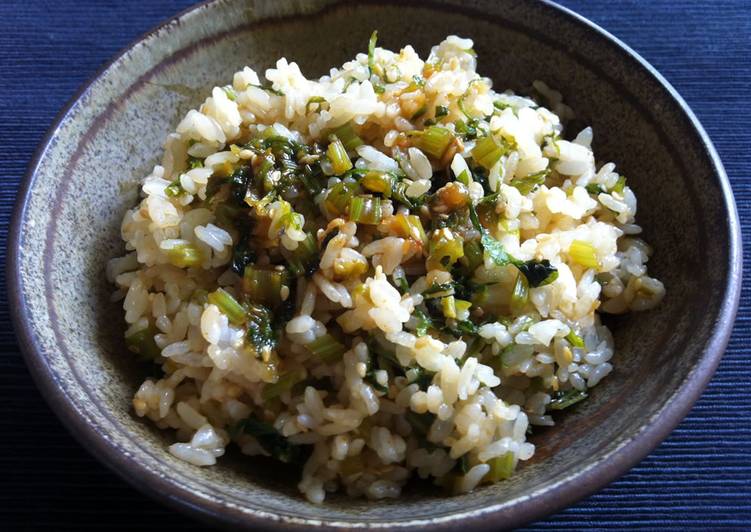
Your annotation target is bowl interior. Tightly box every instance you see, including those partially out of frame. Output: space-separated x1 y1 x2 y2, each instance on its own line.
13 0 734 528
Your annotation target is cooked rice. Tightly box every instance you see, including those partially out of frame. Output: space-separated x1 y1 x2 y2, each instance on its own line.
110 34 665 503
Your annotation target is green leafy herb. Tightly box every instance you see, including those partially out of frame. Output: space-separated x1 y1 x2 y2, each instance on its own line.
284 232 319 277
460 239 484 272
435 105 449 118
364 355 389 393
230 233 256 275
391 180 419 209
457 319 478 334
299 163 324 196
422 282 456 299
517 259 559 288
469 204 559 286
230 165 252 204
454 118 479 140
413 309 433 336
411 104 428 120
406 411 435 437
478 191 500 205
246 303 278 354
396 274 410 294
410 75 425 88
238 416 311 465
511 169 549 195
459 454 471 474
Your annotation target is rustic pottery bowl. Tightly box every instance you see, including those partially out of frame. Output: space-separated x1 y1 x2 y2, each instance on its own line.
8 0 740 529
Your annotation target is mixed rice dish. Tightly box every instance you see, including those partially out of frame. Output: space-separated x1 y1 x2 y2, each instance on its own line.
108 34 665 503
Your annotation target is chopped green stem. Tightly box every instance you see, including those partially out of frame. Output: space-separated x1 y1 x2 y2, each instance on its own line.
327 136 353 175
285 232 318 277
325 181 358 216
243 265 288 307
262 370 305 401
510 272 529 315
456 169 471 186
511 169 548 195
307 334 347 362
461 239 484 272
125 324 161 360
418 126 454 159
484 452 516 482
441 295 457 319
368 30 378 77
333 122 364 151
207 288 247 325
565 330 585 348
612 175 627 194
393 214 427 244
471 136 505 170
360 170 394 197
548 389 588 410
568 240 600 269
427 229 464 271
349 195 382 225
167 244 202 268
305 96 326 113
165 180 183 198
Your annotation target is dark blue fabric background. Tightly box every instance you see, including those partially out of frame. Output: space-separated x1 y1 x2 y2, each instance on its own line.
1 1 749 529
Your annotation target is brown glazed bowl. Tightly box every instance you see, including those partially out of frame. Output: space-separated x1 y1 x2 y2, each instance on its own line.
8 0 741 529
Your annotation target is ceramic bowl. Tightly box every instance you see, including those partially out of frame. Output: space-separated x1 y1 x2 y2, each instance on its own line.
8 0 741 529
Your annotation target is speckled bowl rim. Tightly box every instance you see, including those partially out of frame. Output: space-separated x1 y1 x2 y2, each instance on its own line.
7 0 742 529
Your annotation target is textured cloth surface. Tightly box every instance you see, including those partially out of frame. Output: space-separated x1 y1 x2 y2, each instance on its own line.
1 1 749 529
